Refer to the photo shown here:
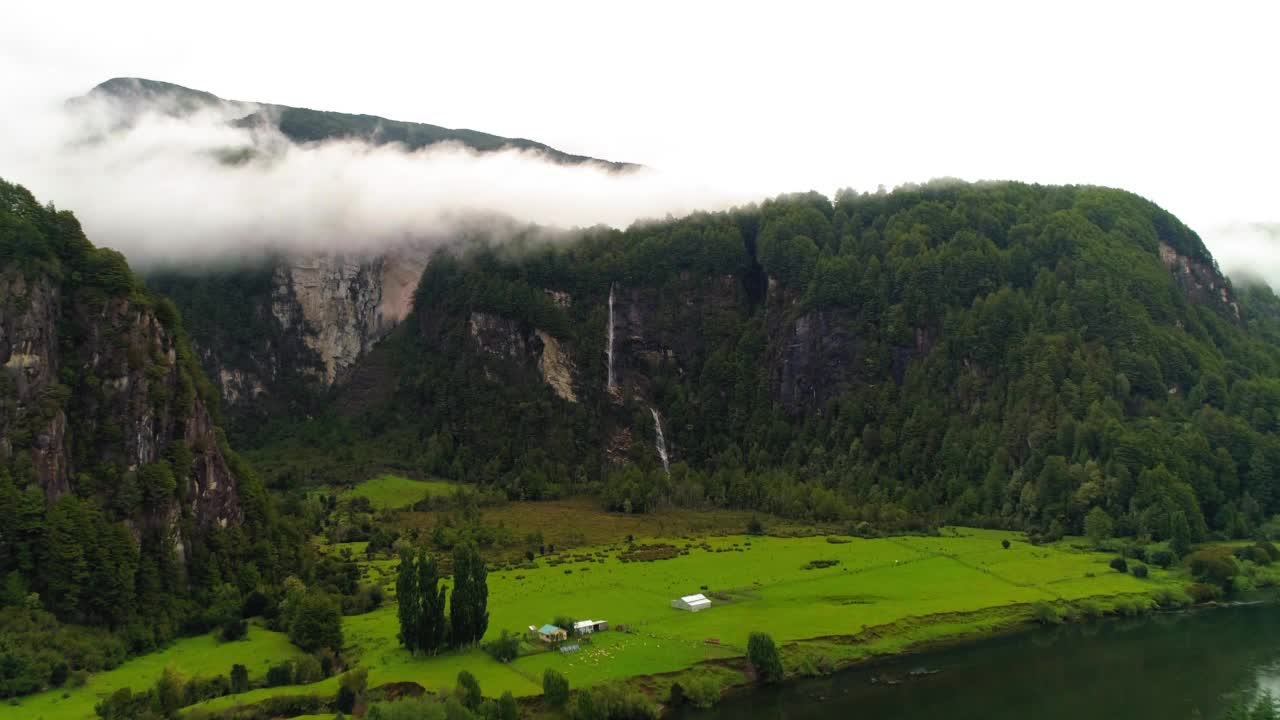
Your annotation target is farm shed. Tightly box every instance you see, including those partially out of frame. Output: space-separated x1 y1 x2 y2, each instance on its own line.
573 620 609 635
672 593 712 612
537 624 568 642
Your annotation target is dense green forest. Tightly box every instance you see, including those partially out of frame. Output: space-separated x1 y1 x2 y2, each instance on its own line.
249 181 1280 545
0 179 333 697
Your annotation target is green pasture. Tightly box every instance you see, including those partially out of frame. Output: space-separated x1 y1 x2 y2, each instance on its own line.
10 528 1173 718
336 528 1167 699
341 475 457 510
0 625 306 720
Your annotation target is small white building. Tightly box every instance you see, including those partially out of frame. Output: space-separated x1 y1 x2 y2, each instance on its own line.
573 619 609 635
671 593 712 612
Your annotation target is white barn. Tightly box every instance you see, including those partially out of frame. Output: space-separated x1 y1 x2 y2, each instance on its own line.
671 593 712 612
573 619 609 635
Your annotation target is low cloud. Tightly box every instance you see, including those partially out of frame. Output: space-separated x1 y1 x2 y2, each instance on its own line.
0 89 754 268
4 82 1277 290
1208 223 1280 289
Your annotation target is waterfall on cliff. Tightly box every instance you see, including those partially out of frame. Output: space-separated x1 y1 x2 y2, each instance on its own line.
650 407 671 474
606 283 617 392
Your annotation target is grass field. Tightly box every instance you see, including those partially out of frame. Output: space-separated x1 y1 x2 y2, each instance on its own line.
0 625 307 720
8 527 1177 719
340 474 457 510
218 528 1172 709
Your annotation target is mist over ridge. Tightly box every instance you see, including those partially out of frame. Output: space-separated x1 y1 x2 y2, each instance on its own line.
1 78 754 268
0 76 1274 288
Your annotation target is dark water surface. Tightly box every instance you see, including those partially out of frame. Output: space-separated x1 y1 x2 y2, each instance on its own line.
675 604 1280 720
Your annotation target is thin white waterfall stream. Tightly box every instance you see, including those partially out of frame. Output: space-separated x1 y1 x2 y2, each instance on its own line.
606 283 617 392
650 407 670 474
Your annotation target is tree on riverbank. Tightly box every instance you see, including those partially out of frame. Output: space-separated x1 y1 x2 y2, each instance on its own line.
748 632 784 684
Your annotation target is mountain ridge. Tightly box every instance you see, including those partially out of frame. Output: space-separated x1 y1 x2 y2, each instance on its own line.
85 77 638 171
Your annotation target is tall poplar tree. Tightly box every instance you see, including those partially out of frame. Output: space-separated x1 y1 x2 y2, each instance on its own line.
449 545 472 647
449 543 489 647
395 550 420 653
416 549 447 654
473 546 489 642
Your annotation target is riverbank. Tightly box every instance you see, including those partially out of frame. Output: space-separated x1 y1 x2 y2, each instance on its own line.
0 528 1179 720
630 589 1193 717
666 600 1280 720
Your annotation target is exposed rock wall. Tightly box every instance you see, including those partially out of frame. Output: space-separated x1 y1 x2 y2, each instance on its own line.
1159 242 1241 320
536 330 577 403
0 269 242 532
466 311 579 403
0 274 68 493
187 248 432 413
271 254 383 386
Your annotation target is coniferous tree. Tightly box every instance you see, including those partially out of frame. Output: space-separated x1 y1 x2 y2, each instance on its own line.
473 545 489 642
395 550 420 653
449 542 489 646
1170 511 1193 558
449 545 472 647
0 473 21 574
229 664 249 694
44 495 89 620
416 549 447 654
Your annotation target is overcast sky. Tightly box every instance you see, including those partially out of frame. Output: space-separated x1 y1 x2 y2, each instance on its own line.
2 1 1278 276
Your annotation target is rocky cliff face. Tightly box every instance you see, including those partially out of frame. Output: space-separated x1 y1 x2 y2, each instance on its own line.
0 268 241 534
0 273 68 495
157 247 432 428
256 248 428 385
1159 242 1241 320
467 311 578 403
271 254 384 386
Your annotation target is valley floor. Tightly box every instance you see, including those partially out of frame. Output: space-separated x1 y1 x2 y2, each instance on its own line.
2 527 1174 720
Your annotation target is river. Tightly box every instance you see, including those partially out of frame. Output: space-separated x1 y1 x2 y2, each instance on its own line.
675 603 1280 720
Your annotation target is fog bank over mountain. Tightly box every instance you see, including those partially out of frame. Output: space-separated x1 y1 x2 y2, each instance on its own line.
0 85 756 267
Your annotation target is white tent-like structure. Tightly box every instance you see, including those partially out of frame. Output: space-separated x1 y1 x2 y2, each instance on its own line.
573 619 609 635
671 593 712 612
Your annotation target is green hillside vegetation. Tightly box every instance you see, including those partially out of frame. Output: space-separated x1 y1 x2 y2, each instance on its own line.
0 625 306 720
9 172 1280 718
340 475 458 510
249 181 1280 549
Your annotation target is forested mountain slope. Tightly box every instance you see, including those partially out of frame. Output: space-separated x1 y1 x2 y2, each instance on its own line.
254 181 1280 544
0 179 305 695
